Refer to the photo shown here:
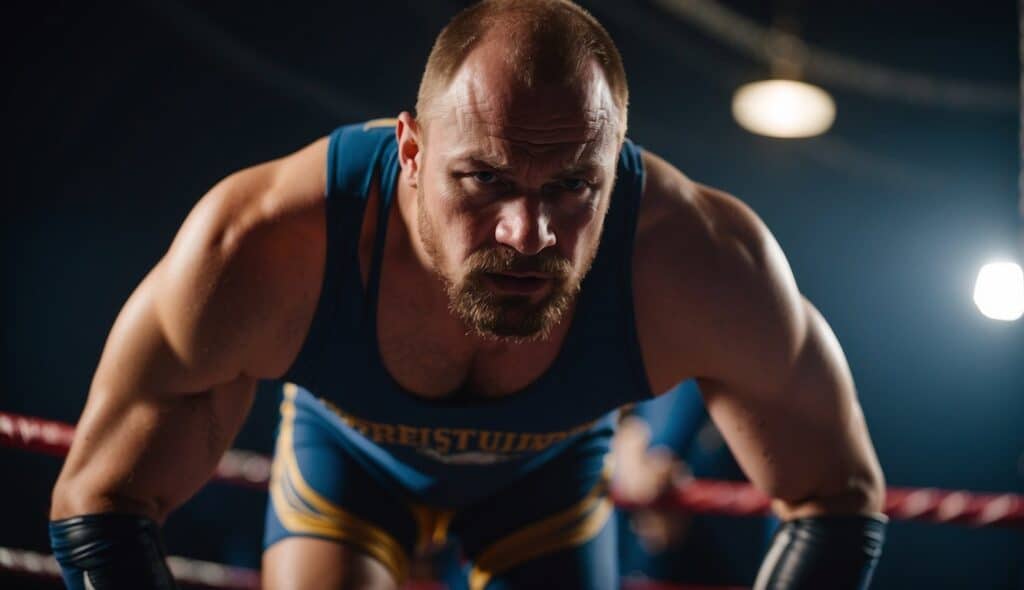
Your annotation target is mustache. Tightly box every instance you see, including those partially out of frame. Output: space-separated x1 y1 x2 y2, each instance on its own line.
465 248 572 276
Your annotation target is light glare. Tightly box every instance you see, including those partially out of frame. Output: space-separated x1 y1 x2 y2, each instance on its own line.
973 262 1024 321
732 79 836 138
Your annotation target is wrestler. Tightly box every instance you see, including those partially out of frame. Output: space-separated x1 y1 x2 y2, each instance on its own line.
49 1 886 589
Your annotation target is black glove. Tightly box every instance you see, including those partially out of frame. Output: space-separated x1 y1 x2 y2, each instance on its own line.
49 513 178 590
753 513 887 590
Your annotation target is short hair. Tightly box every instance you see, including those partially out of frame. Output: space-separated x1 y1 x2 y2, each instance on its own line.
416 0 629 129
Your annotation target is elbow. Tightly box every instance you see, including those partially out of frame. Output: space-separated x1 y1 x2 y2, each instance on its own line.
51 470 167 523
50 476 74 521
773 466 886 520
50 471 97 521
845 447 887 515
832 469 886 515
860 463 887 514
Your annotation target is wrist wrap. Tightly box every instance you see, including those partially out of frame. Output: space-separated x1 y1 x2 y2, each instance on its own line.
753 513 887 590
49 513 177 590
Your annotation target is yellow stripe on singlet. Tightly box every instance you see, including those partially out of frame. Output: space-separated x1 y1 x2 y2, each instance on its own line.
410 503 456 554
269 384 410 582
362 118 399 130
467 457 616 590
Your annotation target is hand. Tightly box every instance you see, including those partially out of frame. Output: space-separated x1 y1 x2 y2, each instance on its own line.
612 416 692 552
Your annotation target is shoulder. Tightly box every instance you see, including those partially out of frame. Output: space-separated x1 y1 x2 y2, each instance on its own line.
184 137 329 260
153 137 331 379
633 149 807 392
636 149 768 266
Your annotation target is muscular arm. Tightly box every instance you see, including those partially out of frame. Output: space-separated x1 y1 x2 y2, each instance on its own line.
635 150 884 519
699 300 884 518
51 138 329 522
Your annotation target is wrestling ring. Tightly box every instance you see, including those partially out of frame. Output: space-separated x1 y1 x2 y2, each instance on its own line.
3 411 1021 589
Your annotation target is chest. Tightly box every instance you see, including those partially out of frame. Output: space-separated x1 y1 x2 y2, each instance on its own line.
373 267 571 400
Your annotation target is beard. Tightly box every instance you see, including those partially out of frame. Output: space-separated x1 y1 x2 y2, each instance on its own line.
417 185 591 342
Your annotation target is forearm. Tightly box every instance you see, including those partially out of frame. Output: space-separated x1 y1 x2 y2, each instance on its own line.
51 377 257 521
758 438 887 590
49 378 256 590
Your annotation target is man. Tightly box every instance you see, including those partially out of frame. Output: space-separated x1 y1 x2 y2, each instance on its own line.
48 1 887 589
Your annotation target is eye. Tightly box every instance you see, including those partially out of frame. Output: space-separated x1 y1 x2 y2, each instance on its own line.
472 171 499 185
559 178 588 191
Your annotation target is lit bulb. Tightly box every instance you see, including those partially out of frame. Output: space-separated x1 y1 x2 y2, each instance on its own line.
973 262 1024 321
732 80 836 138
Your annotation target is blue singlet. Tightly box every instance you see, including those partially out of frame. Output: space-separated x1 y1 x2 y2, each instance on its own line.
280 119 652 508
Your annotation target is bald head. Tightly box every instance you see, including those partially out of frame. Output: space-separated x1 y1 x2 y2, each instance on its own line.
416 0 629 134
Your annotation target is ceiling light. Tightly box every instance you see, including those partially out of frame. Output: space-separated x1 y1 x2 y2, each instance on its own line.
973 261 1024 321
732 79 836 138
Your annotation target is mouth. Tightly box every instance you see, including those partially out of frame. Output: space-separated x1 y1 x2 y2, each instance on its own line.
480 272 555 295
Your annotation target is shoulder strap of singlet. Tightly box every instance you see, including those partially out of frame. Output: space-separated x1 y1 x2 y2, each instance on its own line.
612 137 645 260
589 136 652 402
283 119 399 385
325 119 400 204
364 131 401 324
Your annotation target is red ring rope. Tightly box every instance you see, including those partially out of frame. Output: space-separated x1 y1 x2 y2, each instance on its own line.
0 546 259 590
0 545 737 589
2 411 1022 528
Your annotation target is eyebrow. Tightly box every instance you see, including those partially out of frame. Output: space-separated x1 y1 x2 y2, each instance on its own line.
455 155 514 173
556 163 603 178
452 154 604 178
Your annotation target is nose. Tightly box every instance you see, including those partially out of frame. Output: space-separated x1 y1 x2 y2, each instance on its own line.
494 196 556 256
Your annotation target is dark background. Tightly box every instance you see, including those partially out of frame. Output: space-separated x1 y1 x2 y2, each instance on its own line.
4 1 1023 588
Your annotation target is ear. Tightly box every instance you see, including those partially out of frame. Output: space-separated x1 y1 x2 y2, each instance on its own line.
396 111 423 189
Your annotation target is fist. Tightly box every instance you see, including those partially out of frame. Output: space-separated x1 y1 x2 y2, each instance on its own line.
611 416 692 552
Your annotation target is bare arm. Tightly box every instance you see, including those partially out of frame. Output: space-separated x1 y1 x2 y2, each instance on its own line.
51 138 329 522
635 150 884 519
699 299 884 518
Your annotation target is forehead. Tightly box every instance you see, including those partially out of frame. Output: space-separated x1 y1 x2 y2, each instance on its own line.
427 38 621 171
